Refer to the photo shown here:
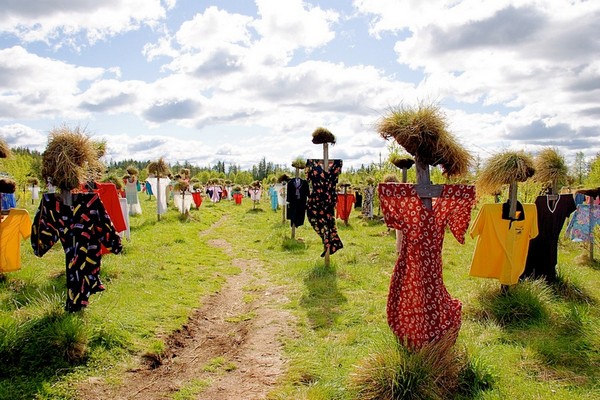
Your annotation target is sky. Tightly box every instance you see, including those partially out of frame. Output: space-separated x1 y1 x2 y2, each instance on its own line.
0 0 599 171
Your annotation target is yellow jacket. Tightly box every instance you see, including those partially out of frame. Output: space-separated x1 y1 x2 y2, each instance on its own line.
0 208 32 272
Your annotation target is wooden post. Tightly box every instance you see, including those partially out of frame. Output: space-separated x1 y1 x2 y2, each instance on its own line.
402 168 408 183
282 183 286 224
323 143 330 267
156 176 161 221
291 167 299 239
508 181 517 219
415 155 432 210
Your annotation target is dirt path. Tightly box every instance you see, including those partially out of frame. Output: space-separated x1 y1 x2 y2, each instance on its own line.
80 219 295 400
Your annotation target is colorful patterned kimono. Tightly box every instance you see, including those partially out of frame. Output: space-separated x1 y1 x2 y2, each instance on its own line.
306 159 343 257
379 183 476 349
362 186 374 218
566 203 600 242
31 193 123 312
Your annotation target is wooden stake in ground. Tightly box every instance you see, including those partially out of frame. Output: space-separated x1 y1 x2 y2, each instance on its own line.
323 142 330 267
291 167 299 239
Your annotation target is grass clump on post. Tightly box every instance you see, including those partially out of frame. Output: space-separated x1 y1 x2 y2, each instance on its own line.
311 127 336 144
41 125 98 191
533 147 568 190
477 150 535 195
376 102 472 177
0 138 11 158
389 154 415 170
350 330 494 399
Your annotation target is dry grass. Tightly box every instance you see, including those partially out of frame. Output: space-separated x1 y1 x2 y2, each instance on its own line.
0 178 16 193
534 148 568 188
126 166 139 176
147 158 171 177
312 127 336 144
0 139 11 159
477 150 535 195
41 126 98 191
389 154 415 170
376 103 472 177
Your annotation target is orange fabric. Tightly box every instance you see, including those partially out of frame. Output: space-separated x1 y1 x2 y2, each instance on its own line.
335 193 355 222
192 192 203 208
233 193 243 204
0 208 32 272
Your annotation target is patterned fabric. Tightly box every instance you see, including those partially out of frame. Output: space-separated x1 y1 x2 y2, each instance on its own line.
379 183 476 349
362 186 374 218
306 159 343 257
566 204 600 242
31 193 123 312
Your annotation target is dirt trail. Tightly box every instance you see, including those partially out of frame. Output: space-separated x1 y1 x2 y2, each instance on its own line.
80 219 294 400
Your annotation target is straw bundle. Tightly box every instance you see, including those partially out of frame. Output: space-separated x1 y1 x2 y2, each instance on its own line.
41 126 98 191
278 173 291 183
0 138 11 159
126 166 139 176
102 174 124 191
179 168 190 178
383 174 399 183
0 178 16 193
147 158 171 177
312 127 336 144
377 103 472 177
477 150 535 195
292 158 306 169
389 154 415 170
27 176 40 186
233 185 242 193
533 148 568 187
366 177 375 185
251 180 261 188
173 179 189 192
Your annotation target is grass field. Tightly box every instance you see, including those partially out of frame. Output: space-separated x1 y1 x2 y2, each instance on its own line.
1 193 599 399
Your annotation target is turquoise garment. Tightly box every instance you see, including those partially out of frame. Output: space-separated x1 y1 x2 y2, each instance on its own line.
566 204 600 242
269 186 278 210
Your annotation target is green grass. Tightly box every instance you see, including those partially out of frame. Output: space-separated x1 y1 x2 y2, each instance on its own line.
0 197 599 399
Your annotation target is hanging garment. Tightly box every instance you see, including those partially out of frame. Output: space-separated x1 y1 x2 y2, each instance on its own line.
31 193 123 312
335 192 355 223
192 191 203 208
119 197 130 240
522 194 576 282
210 186 222 203
354 191 363 209
469 202 538 285
287 178 309 227
269 185 278 210
379 183 476 349
31 185 40 201
124 177 142 215
1 193 16 210
362 186 374 218
225 185 233 200
173 191 193 214
250 188 262 202
233 192 243 205
306 159 343 257
566 203 600 242
149 177 171 214
145 180 154 196
95 182 127 233
0 208 32 272
276 183 286 209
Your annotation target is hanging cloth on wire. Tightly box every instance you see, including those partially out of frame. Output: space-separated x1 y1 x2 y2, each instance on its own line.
306 159 343 257
379 183 476 350
286 178 309 227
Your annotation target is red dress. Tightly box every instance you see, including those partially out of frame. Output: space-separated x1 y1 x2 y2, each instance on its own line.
379 183 476 349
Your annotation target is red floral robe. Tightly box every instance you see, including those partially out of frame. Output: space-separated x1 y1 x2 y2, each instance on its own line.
379 183 476 349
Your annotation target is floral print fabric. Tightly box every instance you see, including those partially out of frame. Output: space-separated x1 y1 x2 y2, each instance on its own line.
379 183 476 349
566 204 600 242
306 159 343 257
31 193 123 312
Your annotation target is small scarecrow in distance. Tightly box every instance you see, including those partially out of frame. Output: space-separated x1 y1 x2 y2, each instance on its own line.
147 158 171 221
307 127 343 267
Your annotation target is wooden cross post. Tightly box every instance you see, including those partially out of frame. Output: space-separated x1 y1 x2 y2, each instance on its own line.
291 167 299 239
282 182 287 225
323 143 330 267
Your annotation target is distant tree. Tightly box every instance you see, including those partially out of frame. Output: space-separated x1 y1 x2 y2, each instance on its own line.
571 151 588 185
586 153 600 186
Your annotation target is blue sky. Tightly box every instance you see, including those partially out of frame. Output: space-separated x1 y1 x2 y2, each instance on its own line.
0 0 599 170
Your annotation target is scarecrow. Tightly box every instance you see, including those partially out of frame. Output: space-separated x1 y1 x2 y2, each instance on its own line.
377 103 476 350
335 182 354 226
287 159 309 239
566 187 600 261
521 148 575 282
147 158 171 220
30 126 122 312
124 166 142 215
306 127 343 265
469 150 538 287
